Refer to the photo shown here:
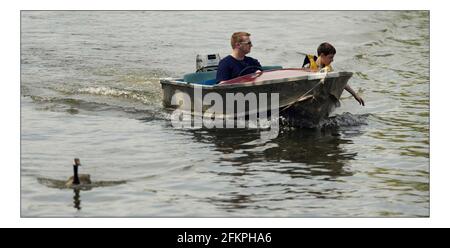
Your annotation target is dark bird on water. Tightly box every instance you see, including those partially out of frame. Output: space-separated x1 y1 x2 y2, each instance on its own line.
65 158 91 187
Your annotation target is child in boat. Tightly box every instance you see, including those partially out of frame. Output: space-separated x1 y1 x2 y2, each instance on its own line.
303 42 365 106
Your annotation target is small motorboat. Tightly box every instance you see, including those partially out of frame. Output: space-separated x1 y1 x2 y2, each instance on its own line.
160 54 353 126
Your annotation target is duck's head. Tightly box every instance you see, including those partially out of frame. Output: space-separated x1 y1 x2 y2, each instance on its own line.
74 158 81 167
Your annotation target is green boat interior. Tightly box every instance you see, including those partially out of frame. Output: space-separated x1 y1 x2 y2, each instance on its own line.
182 65 283 85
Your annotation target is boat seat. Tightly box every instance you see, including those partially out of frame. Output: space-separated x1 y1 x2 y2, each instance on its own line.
261 65 283 71
183 66 283 85
183 71 217 84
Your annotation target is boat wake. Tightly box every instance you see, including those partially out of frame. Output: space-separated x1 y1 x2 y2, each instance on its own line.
24 92 169 122
77 86 157 105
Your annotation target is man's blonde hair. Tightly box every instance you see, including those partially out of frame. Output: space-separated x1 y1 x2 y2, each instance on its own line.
231 32 251 49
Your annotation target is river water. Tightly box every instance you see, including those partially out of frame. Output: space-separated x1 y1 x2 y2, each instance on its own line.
21 11 429 217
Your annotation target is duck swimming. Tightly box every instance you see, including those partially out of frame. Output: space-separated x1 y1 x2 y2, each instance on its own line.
65 158 91 187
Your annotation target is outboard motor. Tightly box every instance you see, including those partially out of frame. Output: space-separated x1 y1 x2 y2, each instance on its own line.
196 54 221 72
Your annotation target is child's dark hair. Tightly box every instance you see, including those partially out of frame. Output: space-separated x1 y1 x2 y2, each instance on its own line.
317 42 336 56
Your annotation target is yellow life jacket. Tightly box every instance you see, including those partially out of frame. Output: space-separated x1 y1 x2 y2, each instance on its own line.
307 54 319 70
302 54 319 70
